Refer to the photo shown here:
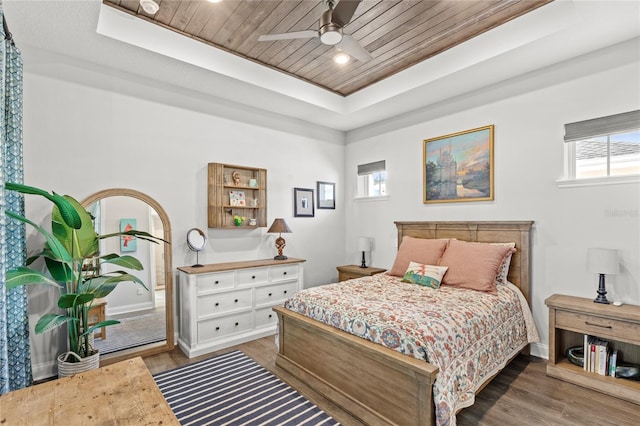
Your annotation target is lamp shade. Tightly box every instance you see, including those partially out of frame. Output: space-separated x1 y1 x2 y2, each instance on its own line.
267 218 292 234
587 248 619 275
357 237 372 252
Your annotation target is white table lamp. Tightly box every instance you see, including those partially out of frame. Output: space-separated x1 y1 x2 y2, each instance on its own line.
587 248 619 304
358 237 372 268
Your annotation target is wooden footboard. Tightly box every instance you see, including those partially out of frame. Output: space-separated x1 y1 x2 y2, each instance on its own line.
274 306 439 426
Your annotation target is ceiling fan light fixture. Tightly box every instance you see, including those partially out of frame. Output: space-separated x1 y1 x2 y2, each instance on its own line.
334 52 350 64
139 0 159 15
319 24 343 45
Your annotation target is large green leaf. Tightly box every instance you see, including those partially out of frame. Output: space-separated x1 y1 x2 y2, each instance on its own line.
84 273 148 298
5 211 72 265
5 182 81 229
35 313 74 334
58 293 95 309
102 254 143 271
5 267 61 290
99 229 167 244
83 320 120 336
51 196 98 260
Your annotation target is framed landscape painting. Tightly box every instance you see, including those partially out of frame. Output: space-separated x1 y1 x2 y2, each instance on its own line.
423 125 494 203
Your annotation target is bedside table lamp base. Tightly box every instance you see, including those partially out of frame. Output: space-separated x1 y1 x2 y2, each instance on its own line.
360 251 367 268
594 273 609 304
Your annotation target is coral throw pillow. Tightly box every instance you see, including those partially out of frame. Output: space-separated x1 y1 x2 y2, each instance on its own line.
438 239 514 295
401 262 448 289
388 236 449 277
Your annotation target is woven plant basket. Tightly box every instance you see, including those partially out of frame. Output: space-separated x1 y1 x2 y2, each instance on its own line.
57 350 100 378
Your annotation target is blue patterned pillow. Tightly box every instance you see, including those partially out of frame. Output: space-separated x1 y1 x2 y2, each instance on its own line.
401 261 448 289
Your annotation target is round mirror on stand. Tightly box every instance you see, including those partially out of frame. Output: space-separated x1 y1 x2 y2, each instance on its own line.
81 188 174 366
186 228 207 267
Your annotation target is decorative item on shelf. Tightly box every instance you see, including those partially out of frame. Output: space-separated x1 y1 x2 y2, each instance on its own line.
229 190 245 206
587 247 619 304
249 178 258 188
566 346 584 368
233 215 245 226
3 183 166 376
186 228 207 267
267 218 292 260
232 171 241 186
248 218 257 226
358 236 372 268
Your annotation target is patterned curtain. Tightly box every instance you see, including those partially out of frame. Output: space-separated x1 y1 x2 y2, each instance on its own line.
0 7 31 394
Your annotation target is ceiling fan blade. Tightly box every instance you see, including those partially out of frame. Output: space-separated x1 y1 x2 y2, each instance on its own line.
258 30 318 42
332 0 362 27
337 34 372 62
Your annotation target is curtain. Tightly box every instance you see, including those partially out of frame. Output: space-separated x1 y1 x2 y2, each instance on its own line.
0 7 31 394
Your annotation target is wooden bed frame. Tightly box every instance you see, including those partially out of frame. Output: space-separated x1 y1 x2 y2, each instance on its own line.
274 221 534 426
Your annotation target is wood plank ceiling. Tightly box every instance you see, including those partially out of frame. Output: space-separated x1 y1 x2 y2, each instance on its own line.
104 0 553 96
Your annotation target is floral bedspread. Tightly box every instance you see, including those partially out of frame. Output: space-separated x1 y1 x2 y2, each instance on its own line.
283 274 539 426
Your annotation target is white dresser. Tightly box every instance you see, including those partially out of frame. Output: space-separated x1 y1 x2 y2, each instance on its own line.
177 258 305 358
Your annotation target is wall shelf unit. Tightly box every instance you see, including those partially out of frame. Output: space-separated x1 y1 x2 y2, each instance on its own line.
208 163 267 228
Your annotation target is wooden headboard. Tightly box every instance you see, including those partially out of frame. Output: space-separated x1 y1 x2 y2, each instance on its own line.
395 221 534 304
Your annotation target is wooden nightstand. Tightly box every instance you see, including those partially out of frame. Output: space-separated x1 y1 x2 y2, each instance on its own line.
545 294 640 404
336 265 386 282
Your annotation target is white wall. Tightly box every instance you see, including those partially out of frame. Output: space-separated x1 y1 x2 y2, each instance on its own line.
344 44 640 358
22 70 346 378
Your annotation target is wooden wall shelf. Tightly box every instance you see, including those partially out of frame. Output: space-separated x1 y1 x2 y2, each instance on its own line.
208 163 267 228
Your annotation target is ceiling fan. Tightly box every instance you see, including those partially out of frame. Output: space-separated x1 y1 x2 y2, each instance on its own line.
258 0 372 63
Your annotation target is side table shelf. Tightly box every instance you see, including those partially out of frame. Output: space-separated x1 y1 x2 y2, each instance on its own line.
545 294 640 405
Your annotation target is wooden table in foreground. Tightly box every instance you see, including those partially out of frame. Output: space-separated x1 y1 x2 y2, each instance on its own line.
0 356 178 425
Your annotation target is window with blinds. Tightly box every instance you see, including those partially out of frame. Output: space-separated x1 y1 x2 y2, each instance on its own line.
357 160 387 198
564 110 640 180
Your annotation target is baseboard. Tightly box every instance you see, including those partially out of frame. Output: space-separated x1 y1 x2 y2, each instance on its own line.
32 359 56 382
530 342 549 360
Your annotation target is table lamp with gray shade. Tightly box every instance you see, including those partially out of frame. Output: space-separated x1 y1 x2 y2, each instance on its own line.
587 247 619 304
358 237 372 268
268 218 292 260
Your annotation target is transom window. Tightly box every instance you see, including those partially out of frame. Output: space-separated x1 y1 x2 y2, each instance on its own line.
357 160 387 198
564 110 640 180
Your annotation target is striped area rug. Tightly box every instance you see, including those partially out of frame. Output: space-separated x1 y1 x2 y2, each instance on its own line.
153 350 340 426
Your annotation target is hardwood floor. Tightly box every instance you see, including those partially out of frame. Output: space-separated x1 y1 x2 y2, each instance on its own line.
144 336 640 426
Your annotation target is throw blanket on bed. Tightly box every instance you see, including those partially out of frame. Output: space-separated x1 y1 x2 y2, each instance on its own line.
284 274 539 426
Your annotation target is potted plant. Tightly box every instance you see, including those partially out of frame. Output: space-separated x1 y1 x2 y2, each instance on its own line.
4 182 165 376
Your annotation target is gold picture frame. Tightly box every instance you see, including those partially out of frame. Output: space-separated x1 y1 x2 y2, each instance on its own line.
423 125 494 203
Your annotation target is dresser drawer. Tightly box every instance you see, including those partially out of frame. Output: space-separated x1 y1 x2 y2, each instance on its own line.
556 310 640 344
255 282 298 307
197 289 252 317
198 312 253 342
255 307 278 328
270 264 299 283
196 271 235 294
236 267 269 287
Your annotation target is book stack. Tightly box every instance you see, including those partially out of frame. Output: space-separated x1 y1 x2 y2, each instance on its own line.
584 335 618 377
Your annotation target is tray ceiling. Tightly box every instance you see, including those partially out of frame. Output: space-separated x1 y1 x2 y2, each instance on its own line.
103 0 553 96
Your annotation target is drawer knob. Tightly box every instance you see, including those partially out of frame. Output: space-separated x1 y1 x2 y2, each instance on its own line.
283 272 287 275
235 322 239 326
268 293 272 297
252 275 256 279
215 326 220 331
214 280 219 284
585 321 612 329
284 290 288 294
215 302 219 306
268 314 272 318
234 299 238 303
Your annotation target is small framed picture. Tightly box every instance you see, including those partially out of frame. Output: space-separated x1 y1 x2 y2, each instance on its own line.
294 187 314 217
317 181 335 209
